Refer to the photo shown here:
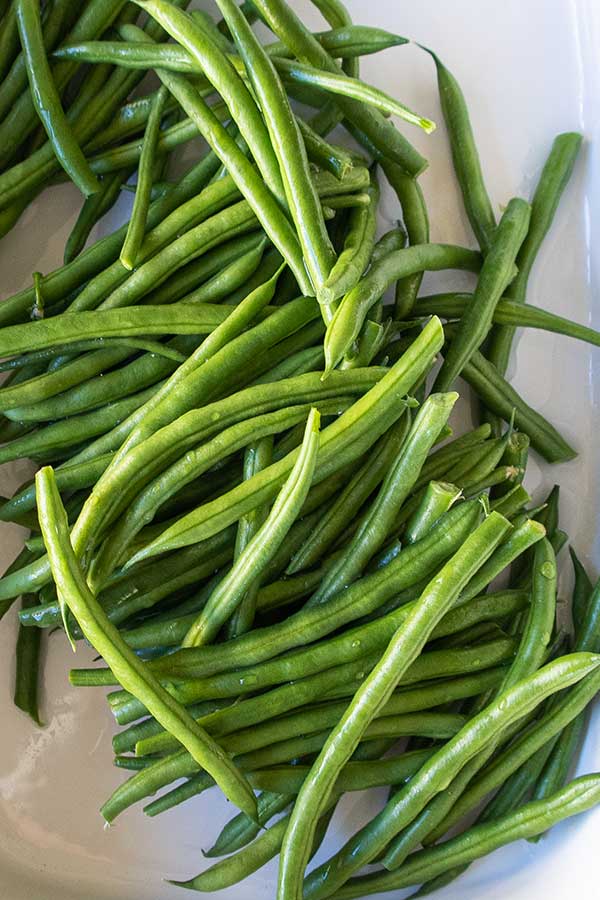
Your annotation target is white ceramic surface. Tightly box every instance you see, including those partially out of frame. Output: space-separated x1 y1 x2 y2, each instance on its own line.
1 1 599 897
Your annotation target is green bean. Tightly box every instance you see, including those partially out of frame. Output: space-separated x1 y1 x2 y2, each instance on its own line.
119 87 168 270
251 0 428 176
183 410 320 647
0 304 245 358
269 24 408 59
141 232 263 306
309 392 458 606
404 481 462 544
570 547 594 634
486 132 583 376
380 159 430 319
0 385 161 467
434 199 530 390
279 512 511 898
113 700 228 756
0 4 20 83
225 436 274 640
324 245 480 371
423 48 496 253
217 0 335 298
122 319 444 564
318 167 379 306
104 636 516 731
499 538 557 692
490 430 529 498
250 749 437 796
490 483 531 519
414 291 600 348
13 594 43 726
302 654 600 899
422 663 600 847
328 774 600 899
460 348 576 462
36 467 257 820
204 791 293 859
480 736 560 823
79 504 486 692
296 117 355 180
123 17 314 297
287 416 409 574
64 169 133 265
15 0 100 196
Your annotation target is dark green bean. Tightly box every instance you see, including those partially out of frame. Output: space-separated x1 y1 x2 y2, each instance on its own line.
13 593 43 725
15 0 100 196
486 132 583 376
459 348 576 462
64 169 134 265
434 198 530 390
422 48 496 253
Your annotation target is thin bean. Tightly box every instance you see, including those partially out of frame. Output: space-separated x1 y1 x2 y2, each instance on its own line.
302 654 600 899
15 0 99 196
460 348 576 462
278 513 511 899
120 86 168 270
309 392 458 605
216 0 335 297
422 48 496 253
183 410 321 647
414 291 600 348
486 132 583 376
36 467 257 821
328 775 600 899
324 245 480 371
434 198 530 390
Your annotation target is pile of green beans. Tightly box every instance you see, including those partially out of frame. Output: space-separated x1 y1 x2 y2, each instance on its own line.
0 1 598 899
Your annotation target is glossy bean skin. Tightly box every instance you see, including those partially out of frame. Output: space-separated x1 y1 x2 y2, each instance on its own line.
308 392 458 606
328 775 600 899
251 0 428 176
278 513 511 900
434 198 531 391
302 655 600 899
423 48 496 253
324 244 480 371
36 468 257 821
183 410 321 646
486 133 583 377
